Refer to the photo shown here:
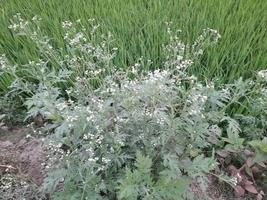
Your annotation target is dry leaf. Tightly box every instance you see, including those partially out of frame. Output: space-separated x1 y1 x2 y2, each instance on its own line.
257 193 263 200
234 185 245 197
216 150 229 158
244 184 258 194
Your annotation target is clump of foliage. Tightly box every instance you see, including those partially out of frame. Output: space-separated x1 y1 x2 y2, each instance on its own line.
1 15 267 199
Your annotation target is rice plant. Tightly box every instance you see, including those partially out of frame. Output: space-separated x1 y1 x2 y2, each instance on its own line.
0 0 266 93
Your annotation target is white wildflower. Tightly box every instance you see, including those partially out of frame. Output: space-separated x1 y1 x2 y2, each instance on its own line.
258 70 267 79
62 20 73 28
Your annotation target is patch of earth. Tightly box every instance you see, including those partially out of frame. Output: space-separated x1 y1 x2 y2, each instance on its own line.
0 127 48 200
190 175 255 200
0 127 28 142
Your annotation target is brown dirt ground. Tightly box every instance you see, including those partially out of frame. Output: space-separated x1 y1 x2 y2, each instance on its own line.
0 127 45 186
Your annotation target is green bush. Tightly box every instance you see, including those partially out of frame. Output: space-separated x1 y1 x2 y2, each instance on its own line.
1 16 267 199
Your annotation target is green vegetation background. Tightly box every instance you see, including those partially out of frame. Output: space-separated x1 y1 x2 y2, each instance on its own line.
0 0 266 89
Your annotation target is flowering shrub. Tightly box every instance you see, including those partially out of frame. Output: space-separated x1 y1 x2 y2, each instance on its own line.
37 68 266 199
1 15 267 199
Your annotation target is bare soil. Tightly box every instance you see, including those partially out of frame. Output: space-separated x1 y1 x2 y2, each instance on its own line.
0 127 47 199
0 127 45 185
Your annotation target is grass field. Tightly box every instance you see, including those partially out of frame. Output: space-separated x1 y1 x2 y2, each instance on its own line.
1 0 267 85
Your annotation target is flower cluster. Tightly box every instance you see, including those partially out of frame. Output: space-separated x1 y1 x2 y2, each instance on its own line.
0 54 9 71
258 69 267 80
8 13 29 31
